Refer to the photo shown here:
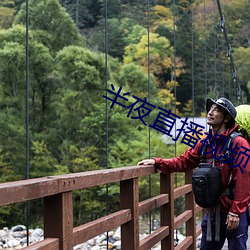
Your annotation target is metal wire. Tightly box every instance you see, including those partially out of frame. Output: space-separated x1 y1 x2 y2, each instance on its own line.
147 0 152 234
173 0 177 157
204 0 207 99
213 0 217 96
105 0 109 248
215 0 242 104
172 0 179 245
25 0 30 245
191 0 195 119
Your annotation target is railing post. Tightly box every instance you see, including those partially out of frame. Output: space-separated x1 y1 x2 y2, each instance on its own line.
160 173 174 250
44 192 73 250
185 171 196 250
120 178 139 250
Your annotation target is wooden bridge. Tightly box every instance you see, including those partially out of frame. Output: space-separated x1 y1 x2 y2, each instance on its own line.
0 165 204 250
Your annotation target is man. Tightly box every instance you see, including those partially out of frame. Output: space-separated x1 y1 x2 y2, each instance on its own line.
138 97 250 250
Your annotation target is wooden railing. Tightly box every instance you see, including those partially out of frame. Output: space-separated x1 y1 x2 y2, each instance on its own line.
0 165 203 250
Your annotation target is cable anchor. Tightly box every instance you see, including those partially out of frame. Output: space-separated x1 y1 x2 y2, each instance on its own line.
227 45 231 58
220 15 225 32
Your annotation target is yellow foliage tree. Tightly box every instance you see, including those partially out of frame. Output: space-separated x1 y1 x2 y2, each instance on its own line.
148 5 174 32
124 32 185 84
0 7 15 29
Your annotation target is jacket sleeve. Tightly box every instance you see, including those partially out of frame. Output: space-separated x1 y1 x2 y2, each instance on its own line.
229 136 250 215
153 142 202 174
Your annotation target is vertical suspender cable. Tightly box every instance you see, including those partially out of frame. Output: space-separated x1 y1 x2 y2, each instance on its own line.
233 71 236 103
25 0 29 189
76 0 79 27
173 0 177 151
104 0 109 247
191 0 195 119
213 0 217 96
203 0 207 98
228 64 231 100
173 0 178 192
172 0 179 244
147 0 152 233
218 17 225 96
204 0 209 130
147 0 151 175
25 0 30 245
222 55 225 96
219 38 225 96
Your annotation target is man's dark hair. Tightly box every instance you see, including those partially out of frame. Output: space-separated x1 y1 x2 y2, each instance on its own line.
221 108 235 128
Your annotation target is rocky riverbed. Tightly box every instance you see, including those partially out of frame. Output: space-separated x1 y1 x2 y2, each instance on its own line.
0 225 188 249
0 225 43 249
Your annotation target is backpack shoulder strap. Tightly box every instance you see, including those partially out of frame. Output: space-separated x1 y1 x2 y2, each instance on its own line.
223 131 242 163
200 142 207 163
222 132 242 200
200 131 242 164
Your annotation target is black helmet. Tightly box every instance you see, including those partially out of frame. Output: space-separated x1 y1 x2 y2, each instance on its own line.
206 97 237 119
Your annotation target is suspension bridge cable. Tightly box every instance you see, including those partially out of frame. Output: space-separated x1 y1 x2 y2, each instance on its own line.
213 0 217 96
147 0 152 234
218 31 225 96
228 64 231 100
216 0 242 104
25 0 30 245
191 0 195 119
104 0 109 248
172 1 177 159
203 0 207 98
172 0 179 245
221 42 225 97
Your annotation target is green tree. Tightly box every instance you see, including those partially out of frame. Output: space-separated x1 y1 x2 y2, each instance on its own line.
86 17 138 60
117 63 158 99
14 0 84 52
234 46 250 102
0 112 26 180
0 6 15 29
124 32 185 86
61 0 101 28
45 46 108 167
0 39 27 180
98 0 145 21
0 25 56 132
30 141 57 177
222 0 250 45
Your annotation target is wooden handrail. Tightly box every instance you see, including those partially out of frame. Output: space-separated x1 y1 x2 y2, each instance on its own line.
0 165 203 250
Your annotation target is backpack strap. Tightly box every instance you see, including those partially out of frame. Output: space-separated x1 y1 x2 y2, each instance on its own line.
215 203 220 242
207 208 212 241
203 132 242 242
200 140 208 163
223 131 242 163
201 131 242 161
223 132 242 199
206 204 220 242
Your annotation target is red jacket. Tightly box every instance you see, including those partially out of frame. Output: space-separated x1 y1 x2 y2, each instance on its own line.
154 124 250 216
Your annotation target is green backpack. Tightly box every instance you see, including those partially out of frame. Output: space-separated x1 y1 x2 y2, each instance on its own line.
235 105 250 142
235 104 250 224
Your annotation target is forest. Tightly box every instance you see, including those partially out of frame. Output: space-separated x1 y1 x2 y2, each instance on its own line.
0 0 249 228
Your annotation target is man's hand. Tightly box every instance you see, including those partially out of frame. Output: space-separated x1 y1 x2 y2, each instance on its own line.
137 159 155 166
226 213 240 230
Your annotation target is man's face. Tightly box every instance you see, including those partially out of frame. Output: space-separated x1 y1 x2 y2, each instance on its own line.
207 104 225 127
